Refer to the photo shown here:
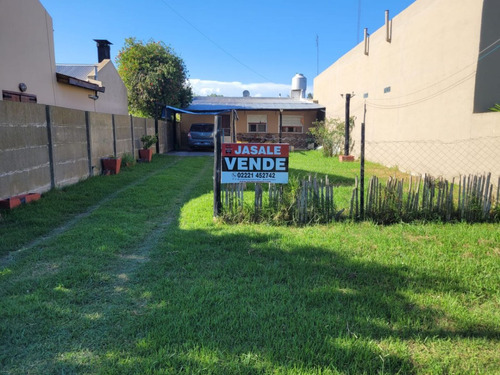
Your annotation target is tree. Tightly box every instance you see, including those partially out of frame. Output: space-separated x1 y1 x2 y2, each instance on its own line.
116 38 193 118
308 117 355 157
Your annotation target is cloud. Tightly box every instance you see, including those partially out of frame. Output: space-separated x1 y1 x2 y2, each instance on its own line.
188 79 293 98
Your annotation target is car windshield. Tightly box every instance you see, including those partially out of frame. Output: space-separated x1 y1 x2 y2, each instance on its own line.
191 124 213 132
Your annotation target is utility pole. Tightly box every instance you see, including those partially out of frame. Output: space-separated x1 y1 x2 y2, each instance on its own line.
279 109 283 143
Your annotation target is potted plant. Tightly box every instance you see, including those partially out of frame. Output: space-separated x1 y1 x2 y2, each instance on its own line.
101 156 122 175
139 134 158 162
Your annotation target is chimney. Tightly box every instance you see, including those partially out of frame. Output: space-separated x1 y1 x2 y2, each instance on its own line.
94 39 112 63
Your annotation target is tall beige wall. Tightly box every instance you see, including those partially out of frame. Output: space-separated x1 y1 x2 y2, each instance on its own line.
0 1 128 115
314 0 500 179
0 0 58 104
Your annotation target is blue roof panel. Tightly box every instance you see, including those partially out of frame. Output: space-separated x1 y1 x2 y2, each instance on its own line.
184 96 325 112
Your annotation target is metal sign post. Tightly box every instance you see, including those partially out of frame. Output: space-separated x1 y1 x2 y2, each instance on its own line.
213 115 222 218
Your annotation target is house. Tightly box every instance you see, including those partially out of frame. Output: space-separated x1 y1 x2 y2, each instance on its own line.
313 0 499 178
0 0 128 115
176 75 325 149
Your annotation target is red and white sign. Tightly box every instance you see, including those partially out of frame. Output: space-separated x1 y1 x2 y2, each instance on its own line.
221 143 289 184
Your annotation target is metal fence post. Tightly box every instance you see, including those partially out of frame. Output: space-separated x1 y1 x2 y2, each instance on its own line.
360 103 367 219
360 121 365 220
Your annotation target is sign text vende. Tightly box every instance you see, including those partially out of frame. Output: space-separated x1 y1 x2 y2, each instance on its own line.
221 143 289 184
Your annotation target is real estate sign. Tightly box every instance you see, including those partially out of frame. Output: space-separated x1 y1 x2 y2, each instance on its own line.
221 143 289 184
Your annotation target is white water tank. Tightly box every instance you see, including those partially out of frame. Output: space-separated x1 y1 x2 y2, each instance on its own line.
291 73 307 99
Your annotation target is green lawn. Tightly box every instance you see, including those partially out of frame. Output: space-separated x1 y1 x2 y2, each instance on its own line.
1 152 499 374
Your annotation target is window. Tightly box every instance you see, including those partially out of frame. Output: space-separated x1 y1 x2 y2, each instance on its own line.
282 115 303 133
2 90 37 103
248 114 267 133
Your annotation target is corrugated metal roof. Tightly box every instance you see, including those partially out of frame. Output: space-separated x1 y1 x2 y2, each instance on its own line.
184 96 325 112
56 64 96 81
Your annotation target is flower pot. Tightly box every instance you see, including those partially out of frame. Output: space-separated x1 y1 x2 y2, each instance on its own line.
101 157 121 174
139 149 153 162
0 193 41 209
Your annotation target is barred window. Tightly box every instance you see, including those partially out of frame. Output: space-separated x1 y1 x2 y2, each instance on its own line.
248 115 267 133
282 115 303 133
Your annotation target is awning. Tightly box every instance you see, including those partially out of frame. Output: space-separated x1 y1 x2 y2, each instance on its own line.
164 105 231 118
56 73 105 93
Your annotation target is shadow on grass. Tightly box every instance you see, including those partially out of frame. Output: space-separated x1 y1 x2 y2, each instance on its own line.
89 221 498 373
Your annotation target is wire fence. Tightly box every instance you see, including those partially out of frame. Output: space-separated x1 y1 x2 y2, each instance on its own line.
356 123 500 222
364 136 500 182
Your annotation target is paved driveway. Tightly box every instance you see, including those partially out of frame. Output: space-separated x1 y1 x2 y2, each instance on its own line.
167 150 213 157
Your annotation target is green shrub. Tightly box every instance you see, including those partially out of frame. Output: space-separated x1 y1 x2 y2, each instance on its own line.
121 153 136 167
140 134 158 149
489 103 500 112
308 117 355 157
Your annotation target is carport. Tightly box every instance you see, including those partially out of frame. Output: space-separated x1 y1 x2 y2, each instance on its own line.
164 105 234 150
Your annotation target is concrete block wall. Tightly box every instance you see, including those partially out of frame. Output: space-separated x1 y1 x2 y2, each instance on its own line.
0 100 173 200
145 118 157 155
158 120 169 154
114 114 133 157
49 106 88 187
0 102 51 198
89 112 114 175
133 117 147 153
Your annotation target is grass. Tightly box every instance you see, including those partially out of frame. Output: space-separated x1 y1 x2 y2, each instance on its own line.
1 152 499 374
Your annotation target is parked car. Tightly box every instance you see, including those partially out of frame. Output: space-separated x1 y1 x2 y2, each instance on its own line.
188 123 214 149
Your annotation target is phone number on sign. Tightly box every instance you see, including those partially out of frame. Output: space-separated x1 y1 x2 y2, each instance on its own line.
234 172 276 179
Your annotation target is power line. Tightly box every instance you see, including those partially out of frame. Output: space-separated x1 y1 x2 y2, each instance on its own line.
368 61 477 102
366 71 476 109
479 37 500 54
359 34 499 107
158 0 271 82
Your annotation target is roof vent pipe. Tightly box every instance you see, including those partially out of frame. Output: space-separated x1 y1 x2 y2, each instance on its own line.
364 28 370 55
385 10 392 43
94 39 112 63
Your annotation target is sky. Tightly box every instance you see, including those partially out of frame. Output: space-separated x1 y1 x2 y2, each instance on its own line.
40 0 416 97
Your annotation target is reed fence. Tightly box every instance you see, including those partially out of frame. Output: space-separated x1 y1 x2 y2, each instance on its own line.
221 173 499 225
